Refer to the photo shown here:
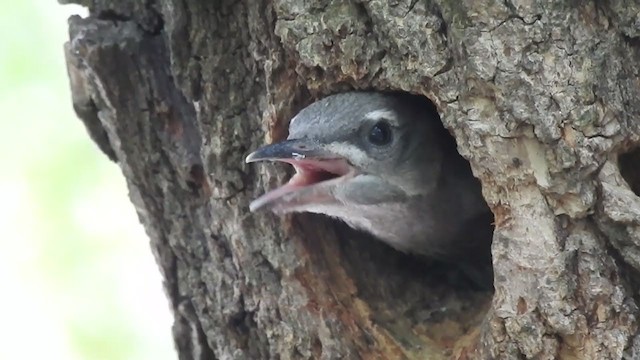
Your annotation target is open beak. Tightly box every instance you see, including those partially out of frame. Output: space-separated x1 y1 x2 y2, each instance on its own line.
245 139 354 212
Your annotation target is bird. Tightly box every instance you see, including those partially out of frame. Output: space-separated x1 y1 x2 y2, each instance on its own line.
245 92 493 284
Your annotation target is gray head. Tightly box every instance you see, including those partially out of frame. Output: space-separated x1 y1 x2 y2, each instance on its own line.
245 92 447 214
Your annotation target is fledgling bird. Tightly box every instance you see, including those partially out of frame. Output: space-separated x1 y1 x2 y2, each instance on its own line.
246 92 493 279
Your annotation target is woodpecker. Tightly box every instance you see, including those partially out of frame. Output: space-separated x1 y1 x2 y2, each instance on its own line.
246 92 493 282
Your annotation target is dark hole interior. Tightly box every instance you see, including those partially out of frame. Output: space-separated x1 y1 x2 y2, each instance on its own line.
619 147 640 196
615 147 640 314
294 91 495 354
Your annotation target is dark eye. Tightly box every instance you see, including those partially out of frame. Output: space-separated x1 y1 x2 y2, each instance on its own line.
368 121 393 146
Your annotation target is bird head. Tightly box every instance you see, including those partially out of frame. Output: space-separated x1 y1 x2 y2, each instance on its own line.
246 92 446 214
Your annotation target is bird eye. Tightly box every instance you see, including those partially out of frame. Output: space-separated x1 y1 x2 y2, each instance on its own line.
368 121 393 146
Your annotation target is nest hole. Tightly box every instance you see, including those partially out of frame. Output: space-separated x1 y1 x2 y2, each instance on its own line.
293 91 494 356
619 147 640 196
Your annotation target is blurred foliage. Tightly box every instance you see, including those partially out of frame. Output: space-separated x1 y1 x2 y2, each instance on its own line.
0 1 175 359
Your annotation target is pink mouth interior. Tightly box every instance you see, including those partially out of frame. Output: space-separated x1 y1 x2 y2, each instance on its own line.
249 158 352 211
287 159 350 186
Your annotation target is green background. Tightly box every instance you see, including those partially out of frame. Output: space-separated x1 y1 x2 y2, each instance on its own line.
0 2 175 359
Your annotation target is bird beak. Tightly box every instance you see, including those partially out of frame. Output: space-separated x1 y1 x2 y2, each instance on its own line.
245 139 336 163
245 139 354 213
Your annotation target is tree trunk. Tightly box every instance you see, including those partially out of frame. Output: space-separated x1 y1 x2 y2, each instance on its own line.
62 0 640 358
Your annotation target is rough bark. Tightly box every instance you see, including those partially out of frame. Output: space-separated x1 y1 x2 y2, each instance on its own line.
62 0 640 359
